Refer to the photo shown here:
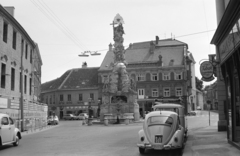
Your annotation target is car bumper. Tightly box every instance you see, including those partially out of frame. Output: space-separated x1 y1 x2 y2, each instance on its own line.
137 143 182 150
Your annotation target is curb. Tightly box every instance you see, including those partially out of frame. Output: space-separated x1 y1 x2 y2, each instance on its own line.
21 125 59 136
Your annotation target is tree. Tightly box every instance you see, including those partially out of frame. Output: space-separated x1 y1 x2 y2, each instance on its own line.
196 77 203 91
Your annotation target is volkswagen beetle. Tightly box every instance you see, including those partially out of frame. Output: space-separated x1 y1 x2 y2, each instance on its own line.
0 113 22 147
137 111 185 154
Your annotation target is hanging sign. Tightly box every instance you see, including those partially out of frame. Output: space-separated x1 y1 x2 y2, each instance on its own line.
200 61 214 82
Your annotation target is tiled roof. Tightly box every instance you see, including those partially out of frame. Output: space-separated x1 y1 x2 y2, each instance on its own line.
62 67 99 89
99 39 187 71
41 70 71 92
41 67 99 92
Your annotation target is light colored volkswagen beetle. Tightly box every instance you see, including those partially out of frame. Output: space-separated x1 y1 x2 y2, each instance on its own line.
0 113 22 147
137 111 185 154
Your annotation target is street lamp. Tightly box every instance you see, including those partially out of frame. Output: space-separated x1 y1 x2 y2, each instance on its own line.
88 98 93 125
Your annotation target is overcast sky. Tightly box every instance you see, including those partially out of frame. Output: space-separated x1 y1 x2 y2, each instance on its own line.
1 0 217 85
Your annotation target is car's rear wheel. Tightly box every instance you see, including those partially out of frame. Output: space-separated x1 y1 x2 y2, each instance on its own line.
13 135 19 146
139 147 145 154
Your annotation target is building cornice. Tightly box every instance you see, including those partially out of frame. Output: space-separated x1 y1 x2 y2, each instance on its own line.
0 5 36 48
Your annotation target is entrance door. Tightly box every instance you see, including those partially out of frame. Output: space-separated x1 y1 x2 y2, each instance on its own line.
234 74 240 142
60 111 63 119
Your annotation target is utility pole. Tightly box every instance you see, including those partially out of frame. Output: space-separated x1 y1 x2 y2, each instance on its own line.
20 39 24 132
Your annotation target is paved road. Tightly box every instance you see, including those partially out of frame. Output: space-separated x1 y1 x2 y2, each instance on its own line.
0 111 219 156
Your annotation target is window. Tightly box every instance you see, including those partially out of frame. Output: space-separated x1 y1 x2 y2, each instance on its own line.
50 96 52 104
1 117 8 125
11 68 15 91
151 73 158 81
68 94 71 101
163 88 170 97
60 94 64 101
24 75 27 94
3 22 8 43
29 78 32 95
9 117 14 125
152 88 158 97
137 74 145 81
25 44 28 59
30 50 33 63
175 87 182 96
53 95 55 104
163 73 170 80
90 93 94 100
138 89 145 99
79 94 83 101
103 75 108 83
175 72 182 80
46 96 48 104
1 63 6 88
12 30 17 49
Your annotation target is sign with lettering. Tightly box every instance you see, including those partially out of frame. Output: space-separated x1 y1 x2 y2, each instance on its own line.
200 61 214 82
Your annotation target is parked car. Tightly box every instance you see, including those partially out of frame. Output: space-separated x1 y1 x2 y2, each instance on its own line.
187 111 197 116
76 113 88 120
152 103 188 137
137 111 185 154
0 113 22 147
63 114 77 120
197 106 201 110
53 115 59 125
47 116 53 125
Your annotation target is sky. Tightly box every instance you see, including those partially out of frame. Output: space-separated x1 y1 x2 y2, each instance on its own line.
1 0 217 86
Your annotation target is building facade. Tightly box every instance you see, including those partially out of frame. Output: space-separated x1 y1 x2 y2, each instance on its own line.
98 37 195 117
211 0 240 149
0 5 46 130
41 65 100 119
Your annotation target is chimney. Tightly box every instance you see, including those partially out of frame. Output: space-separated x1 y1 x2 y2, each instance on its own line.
82 62 87 68
156 36 159 44
109 43 113 51
129 43 132 49
4 7 15 17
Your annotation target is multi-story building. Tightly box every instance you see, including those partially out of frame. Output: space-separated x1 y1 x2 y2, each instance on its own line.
98 36 195 116
41 64 100 119
210 0 240 148
0 5 45 130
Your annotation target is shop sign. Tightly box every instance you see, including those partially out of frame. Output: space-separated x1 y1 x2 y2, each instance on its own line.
0 98 8 108
200 61 214 82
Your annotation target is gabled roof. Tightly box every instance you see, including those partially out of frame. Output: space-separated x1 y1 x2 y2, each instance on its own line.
41 70 72 92
62 67 99 89
41 67 99 93
99 39 187 71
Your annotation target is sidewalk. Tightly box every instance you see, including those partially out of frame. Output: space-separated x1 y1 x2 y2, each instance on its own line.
21 125 58 136
183 125 239 156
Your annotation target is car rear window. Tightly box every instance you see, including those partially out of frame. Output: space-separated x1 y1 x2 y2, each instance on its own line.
155 108 179 114
147 116 173 126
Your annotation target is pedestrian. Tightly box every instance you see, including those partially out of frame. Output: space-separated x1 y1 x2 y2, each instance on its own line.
82 115 86 125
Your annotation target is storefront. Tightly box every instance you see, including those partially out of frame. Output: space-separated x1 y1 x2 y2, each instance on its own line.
211 0 240 149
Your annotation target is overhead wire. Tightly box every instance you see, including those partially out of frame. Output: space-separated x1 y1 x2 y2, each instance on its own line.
30 0 88 51
36 0 89 50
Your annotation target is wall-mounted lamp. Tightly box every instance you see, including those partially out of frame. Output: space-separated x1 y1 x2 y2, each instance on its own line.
208 54 219 67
